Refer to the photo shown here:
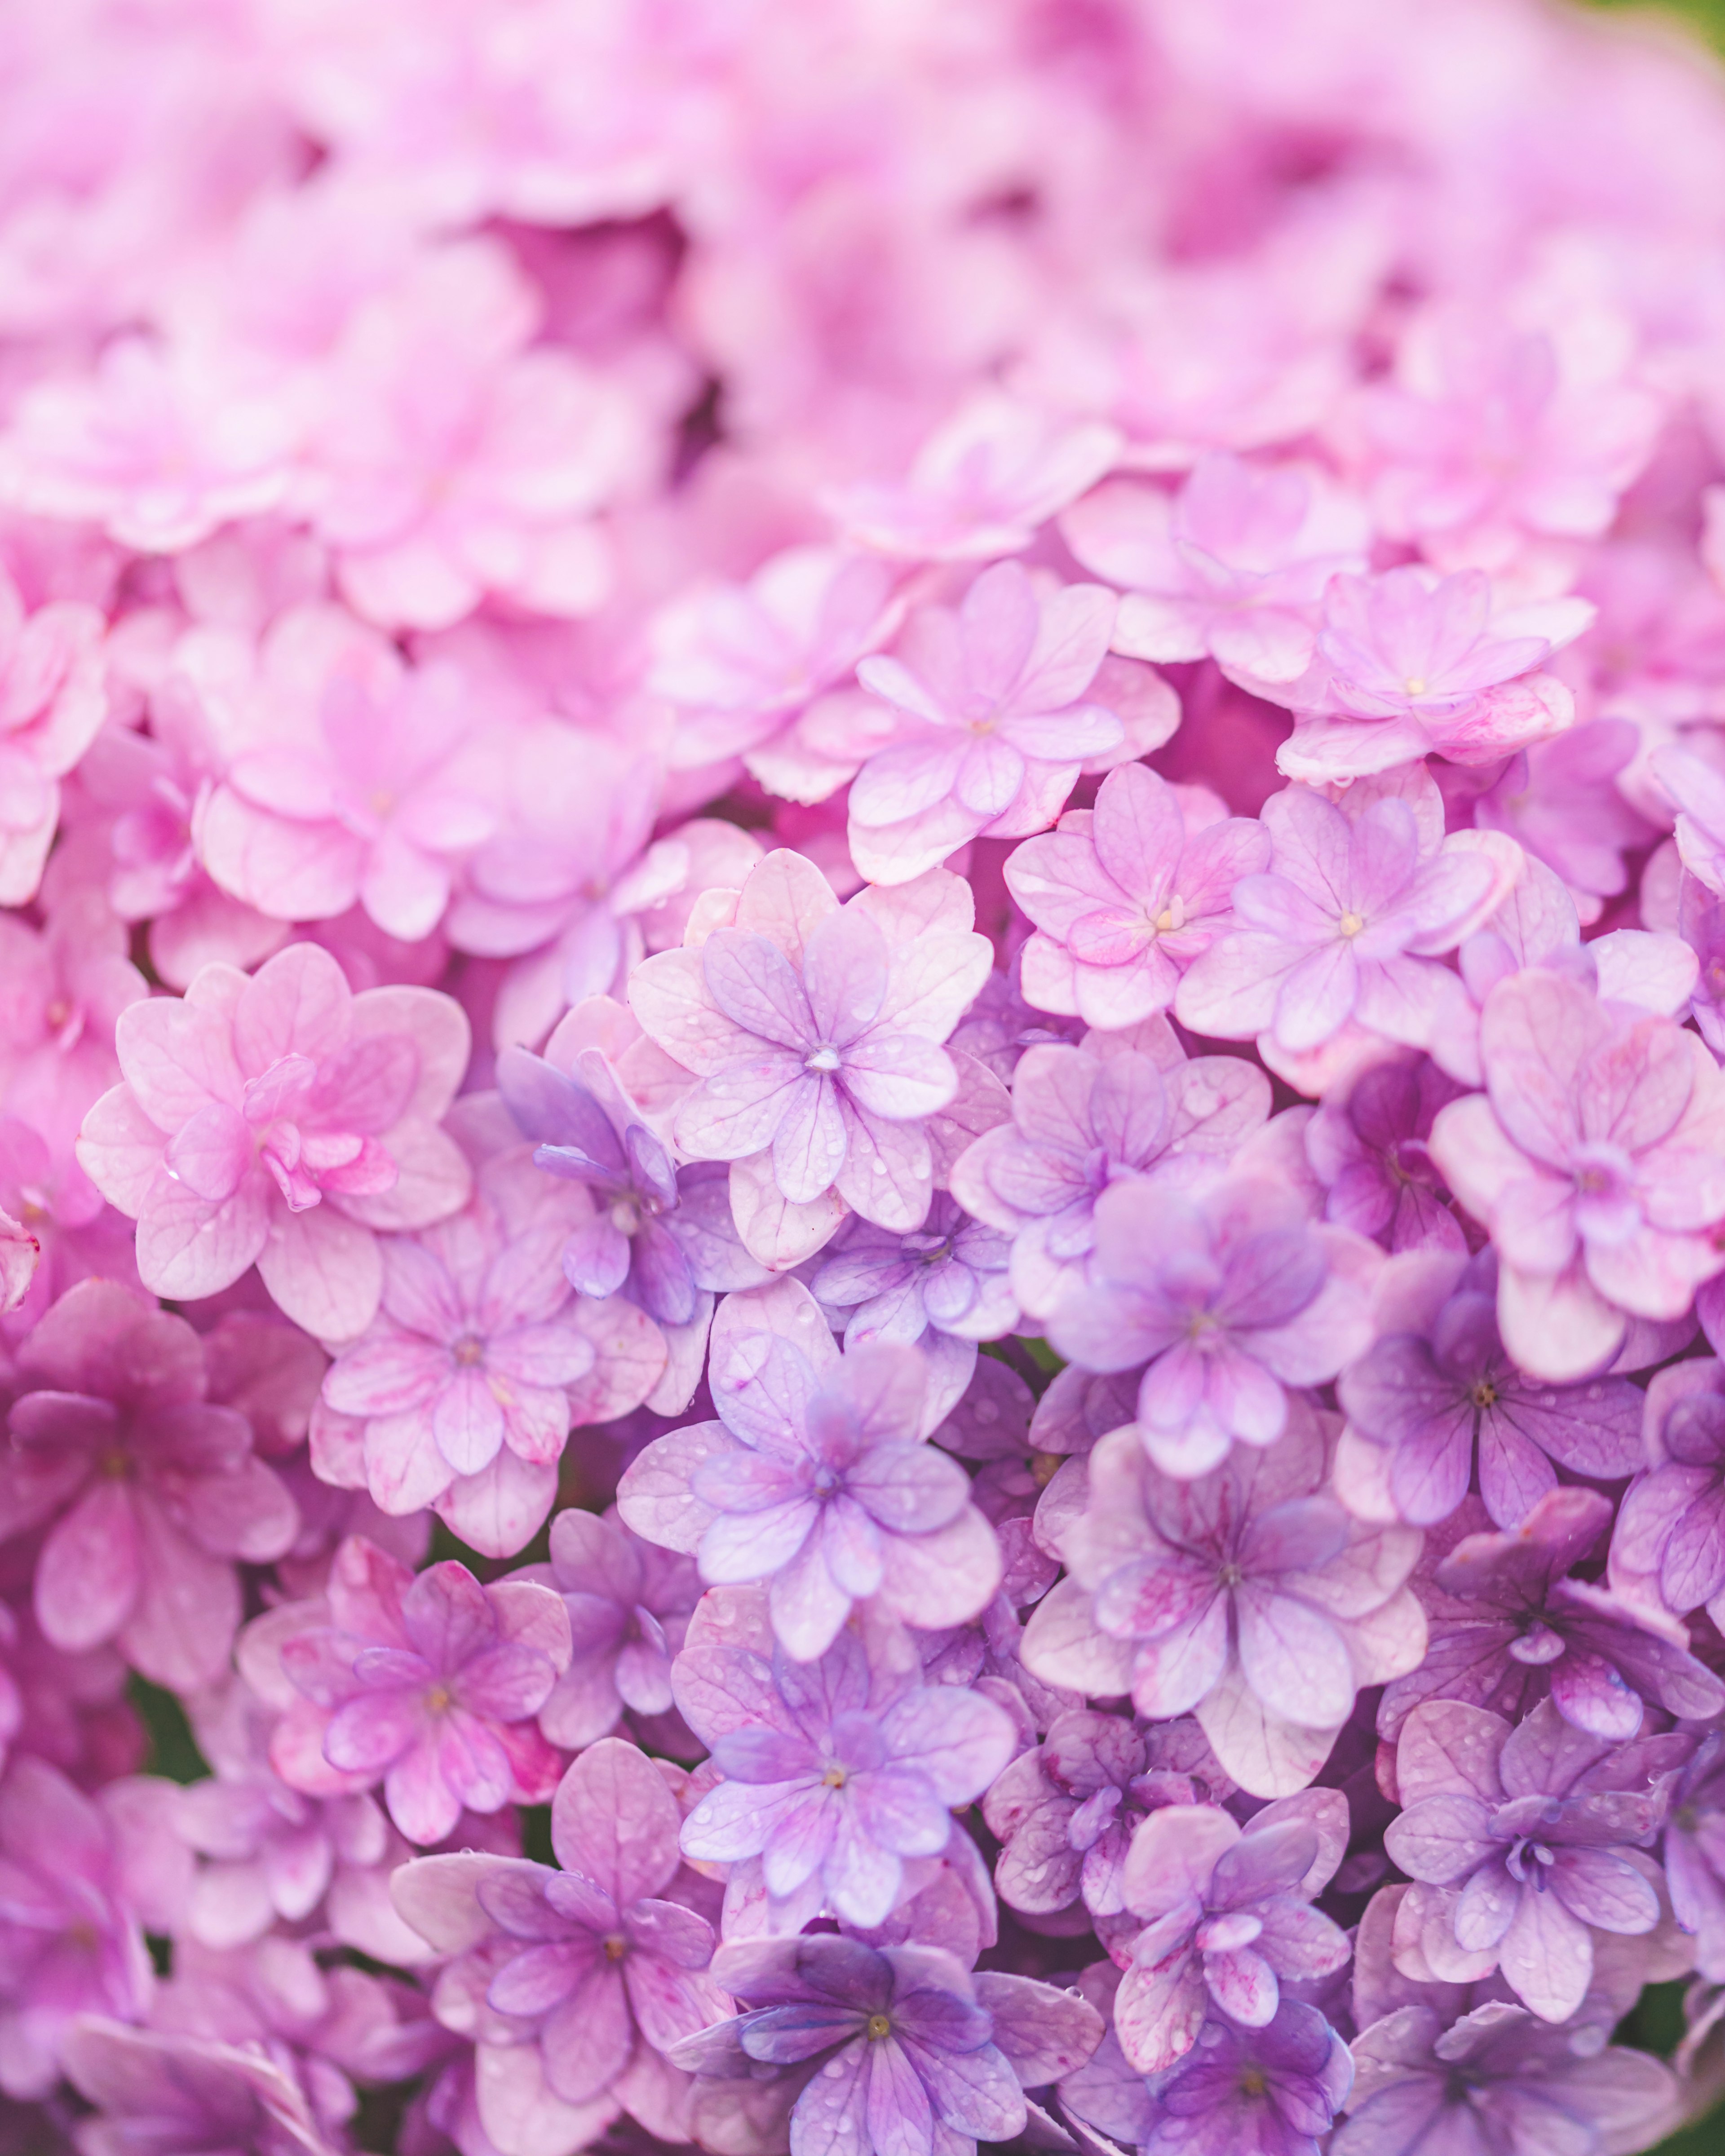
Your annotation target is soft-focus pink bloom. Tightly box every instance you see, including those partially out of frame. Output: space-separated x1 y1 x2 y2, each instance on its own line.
198 657 497 942
62 719 288 989
77 941 472 1337
0 1278 298 1689
264 1536 571 1848
827 394 1123 561
845 561 1133 884
1345 306 1664 578
0 336 299 554
0 563 106 904
628 850 991 1265
1430 968 1725 1381
0 1754 188 2098
1006 764 1270 1029
305 240 650 632
1275 567 1591 782
1467 717 1657 925
1062 455 1369 698
650 544 906 772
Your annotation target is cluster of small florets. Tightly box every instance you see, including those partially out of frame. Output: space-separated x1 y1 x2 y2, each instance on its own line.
9 0 1725 2152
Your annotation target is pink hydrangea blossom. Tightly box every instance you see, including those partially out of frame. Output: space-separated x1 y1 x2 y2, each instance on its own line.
0 564 106 905
1275 568 1592 783
1004 764 1271 1031
259 1536 571 1848
0 1279 297 1690
197 655 497 943
844 562 1161 885
1429 968 1725 1382
77 941 473 1337
1061 454 1370 698
1175 776 1513 1082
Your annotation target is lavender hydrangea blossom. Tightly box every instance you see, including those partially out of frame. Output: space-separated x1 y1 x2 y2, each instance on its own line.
1383 1697 1688 2022
1109 1794 1351 2072
1023 1407 1426 1797
497 1038 768 1327
1379 1487 1725 1744
949 1031 1271 1322
618 1279 1001 1660
1046 1176 1380 1478
672 1600 1016 1930
392 1738 725 2153
1337 2001 1680 2156
1336 1248 1645 1528
1610 1355 1725 1630
671 1932 1102 2156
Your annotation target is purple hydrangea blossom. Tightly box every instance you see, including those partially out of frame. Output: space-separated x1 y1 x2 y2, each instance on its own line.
672 1600 1017 1930
1610 1356 1725 1630
1175 777 1507 1077
618 1279 1001 1661
1429 968 1725 1383
1663 1731 1725 1981
520 1506 701 1750
810 1192 1017 1424
1004 764 1272 1031
1061 1977 1353 2156
1336 1248 1645 1528
1046 1176 1380 1478
628 851 993 1267
982 1711 1237 1925
1378 1487 1725 1745
949 1031 1271 1323
392 1738 726 2153
1336 2001 1680 2156
0 1277 298 1692
1303 1054 1467 1255
256 1536 571 1847
1383 1697 1687 2023
1109 1794 1351 2073
62 2018 339 2156
671 1931 1103 2156
846 560 1126 886
497 1037 768 1328
1022 1408 1427 1798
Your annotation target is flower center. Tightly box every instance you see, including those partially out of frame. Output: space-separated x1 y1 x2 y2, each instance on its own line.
1469 1381 1498 1409
1403 676 1427 697
1217 1561 1244 1589
1030 1450 1062 1488
426 1684 453 1714
100 1449 130 1480
1239 2066 1268 2097
1153 897 1186 935
603 1933 628 1962
1338 911 1366 937
867 2014 893 2041
805 1045 842 1073
452 1335 485 1366
822 1765 848 1789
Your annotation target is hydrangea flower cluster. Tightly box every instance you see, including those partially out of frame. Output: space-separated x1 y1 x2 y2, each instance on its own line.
9 0 1725 2153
